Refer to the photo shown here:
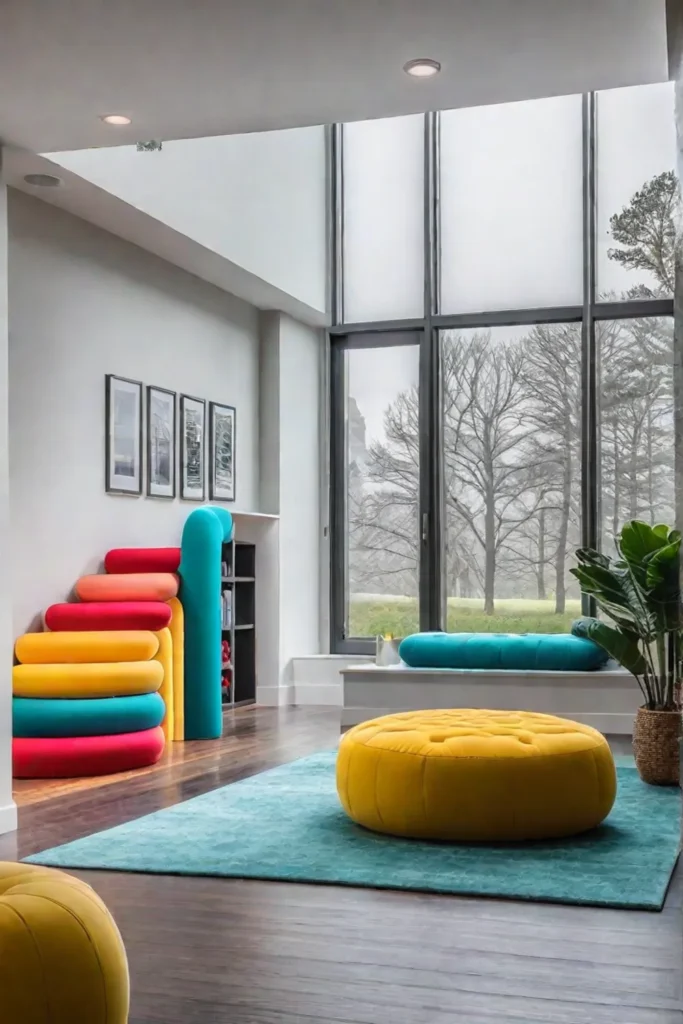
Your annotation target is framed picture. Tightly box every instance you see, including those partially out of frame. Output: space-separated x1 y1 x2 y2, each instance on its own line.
146 385 176 498
180 394 206 501
105 374 142 495
209 402 236 502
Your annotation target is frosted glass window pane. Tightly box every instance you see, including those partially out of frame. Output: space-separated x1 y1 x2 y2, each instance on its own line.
343 115 424 322
440 95 583 313
596 83 677 298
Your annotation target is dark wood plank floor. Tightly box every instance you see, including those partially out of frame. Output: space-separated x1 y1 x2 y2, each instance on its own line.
1 707 681 1024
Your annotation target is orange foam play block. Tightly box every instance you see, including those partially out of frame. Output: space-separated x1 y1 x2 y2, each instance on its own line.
75 573 179 603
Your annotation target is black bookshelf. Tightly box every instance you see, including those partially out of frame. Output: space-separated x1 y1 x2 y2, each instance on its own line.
220 540 256 707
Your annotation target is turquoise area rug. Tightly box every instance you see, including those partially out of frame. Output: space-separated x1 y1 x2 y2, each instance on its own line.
26 752 680 910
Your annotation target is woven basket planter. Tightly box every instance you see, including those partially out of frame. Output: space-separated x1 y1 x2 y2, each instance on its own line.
632 707 681 786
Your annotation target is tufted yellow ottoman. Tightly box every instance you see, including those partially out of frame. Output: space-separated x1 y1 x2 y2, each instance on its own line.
337 709 617 841
0 862 129 1022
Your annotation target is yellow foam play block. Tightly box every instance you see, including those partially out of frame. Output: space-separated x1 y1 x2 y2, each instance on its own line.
13 661 164 699
16 631 159 665
154 627 174 744
167 597 184 742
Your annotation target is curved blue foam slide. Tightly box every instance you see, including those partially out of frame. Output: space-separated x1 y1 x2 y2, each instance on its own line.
13 692 166 738
180 506 234 740
398 632 609 672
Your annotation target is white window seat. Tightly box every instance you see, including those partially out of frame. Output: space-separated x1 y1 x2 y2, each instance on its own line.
340 662 638 735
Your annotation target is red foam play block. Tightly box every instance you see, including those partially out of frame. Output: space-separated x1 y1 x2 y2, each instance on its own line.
45 601 172 632
105 548 181 574
13 727 165 779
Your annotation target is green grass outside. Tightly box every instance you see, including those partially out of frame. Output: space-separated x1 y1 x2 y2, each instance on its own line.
349 596 582 638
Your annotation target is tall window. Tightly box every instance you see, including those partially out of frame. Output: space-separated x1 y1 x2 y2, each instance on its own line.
330 82 677 652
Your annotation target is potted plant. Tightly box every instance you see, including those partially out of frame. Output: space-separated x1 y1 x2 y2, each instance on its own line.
571 520 681 786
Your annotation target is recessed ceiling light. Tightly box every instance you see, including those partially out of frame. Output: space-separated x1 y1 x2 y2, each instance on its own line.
101 114 132 126
403 58 441 79
23 173 62 188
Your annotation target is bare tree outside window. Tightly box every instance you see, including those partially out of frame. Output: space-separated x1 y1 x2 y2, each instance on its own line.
345 346 420 637
441 321 582 629
598 169 677 552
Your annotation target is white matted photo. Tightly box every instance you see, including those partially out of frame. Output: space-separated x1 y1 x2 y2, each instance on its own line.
209 402 236 502
180 394 206 501
147 385 176 498
105 374 142 495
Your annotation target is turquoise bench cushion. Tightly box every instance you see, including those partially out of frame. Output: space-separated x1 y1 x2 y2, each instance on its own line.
398 632 609 671
13 692 166 738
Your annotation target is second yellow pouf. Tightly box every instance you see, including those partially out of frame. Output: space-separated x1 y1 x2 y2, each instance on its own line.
337 709 617 841
0 862 129 1022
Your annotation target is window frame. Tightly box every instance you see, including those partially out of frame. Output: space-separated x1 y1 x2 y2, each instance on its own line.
329 96 676 654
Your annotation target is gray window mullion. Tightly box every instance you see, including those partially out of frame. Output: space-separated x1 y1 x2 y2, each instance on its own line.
418 112 443 633
581 93 599 618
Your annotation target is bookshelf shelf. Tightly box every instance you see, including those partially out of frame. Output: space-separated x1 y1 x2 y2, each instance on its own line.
220 539 256 708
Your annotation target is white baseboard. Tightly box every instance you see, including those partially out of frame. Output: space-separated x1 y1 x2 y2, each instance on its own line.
294 682 342 706
291 655 371 685
290 655 369 704
0 801 17 836
256 684 295 706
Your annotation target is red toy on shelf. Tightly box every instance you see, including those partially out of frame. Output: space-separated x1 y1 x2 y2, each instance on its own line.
221 639 232 703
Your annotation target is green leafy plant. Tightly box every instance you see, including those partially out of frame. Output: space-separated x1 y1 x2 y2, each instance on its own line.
570 521 681 710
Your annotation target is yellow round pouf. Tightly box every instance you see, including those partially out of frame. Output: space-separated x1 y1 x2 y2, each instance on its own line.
337 709 617 841
0 862 129 1022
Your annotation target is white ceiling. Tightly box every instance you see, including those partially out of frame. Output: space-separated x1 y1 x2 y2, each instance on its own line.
0 0 669 153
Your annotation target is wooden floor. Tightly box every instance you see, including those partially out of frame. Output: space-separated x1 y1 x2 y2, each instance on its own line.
1 706 681 1024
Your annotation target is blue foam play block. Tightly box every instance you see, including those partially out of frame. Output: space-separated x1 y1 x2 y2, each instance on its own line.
13 692 166 738
398 632 609 671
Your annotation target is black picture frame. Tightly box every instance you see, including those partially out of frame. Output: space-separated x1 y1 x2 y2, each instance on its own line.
105 374 143 495
180 394 206 501
209 401 236 502
146 385 177 499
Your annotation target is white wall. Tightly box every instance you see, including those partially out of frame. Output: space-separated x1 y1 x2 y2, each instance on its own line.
258 312 280 516
257 312 321 692
278 315 321 678
8 190 260 635
0 179 16 834
47 126 328 316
